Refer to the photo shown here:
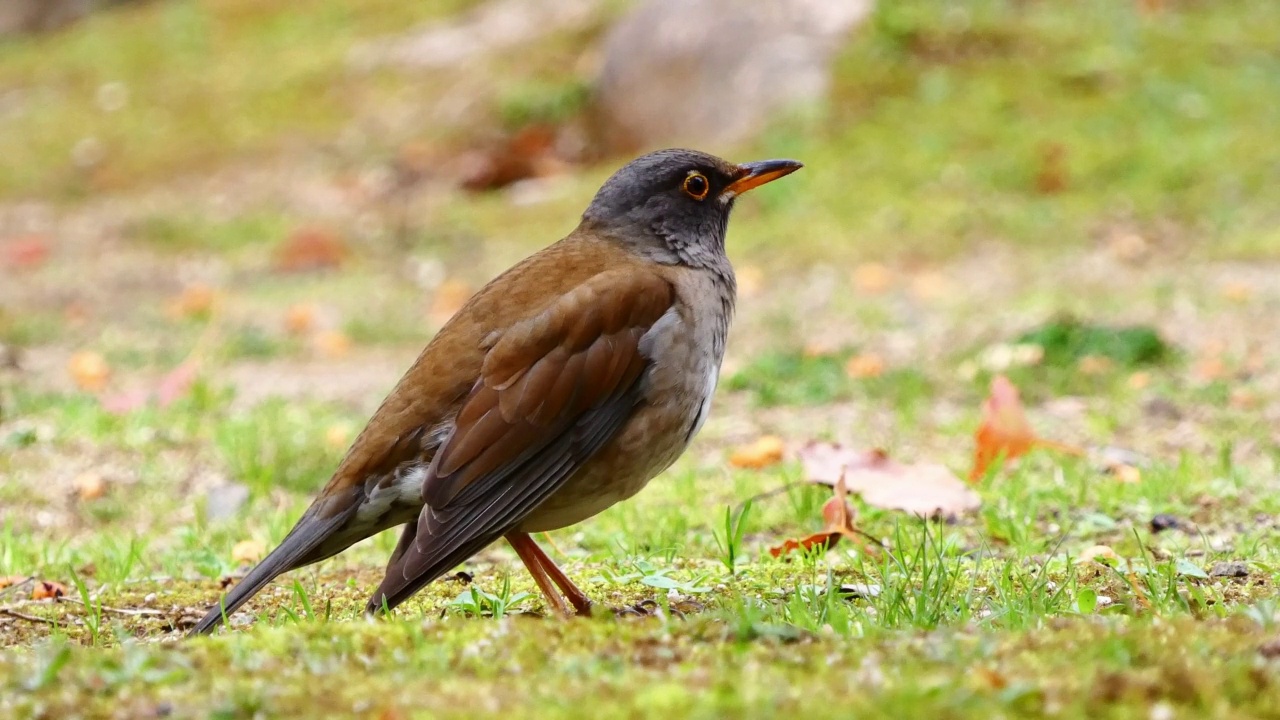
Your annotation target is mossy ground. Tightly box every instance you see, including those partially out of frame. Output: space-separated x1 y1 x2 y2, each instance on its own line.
3 1 1280 718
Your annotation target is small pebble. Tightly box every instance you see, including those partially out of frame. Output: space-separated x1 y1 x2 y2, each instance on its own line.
1149 514 1180 533
1209 561 1249 578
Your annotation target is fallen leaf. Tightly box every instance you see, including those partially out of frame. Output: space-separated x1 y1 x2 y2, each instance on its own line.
232 539 266 564
275 227 349 273
2 234 51 270
852 262 893 295
166 283 219 319
798 442 981 517
1077 355 1114 375
32 580 67 601
1111 464 1141 483
1192 356 1226 382
1127 371 1151 390
458 124 562 192
844 353 886 379
770 473 865 558
1077 545 1118 565
728 435 785 469
314 330 352 358
1221 281 1253 304
0 576 29 590
68 351 110 392
284 303 319 335
428 279 473 327
101 360 199 414
73 472 107 501
970 375 1083 481
1033 142 1068 194
909 270 949 301
324 423 353 451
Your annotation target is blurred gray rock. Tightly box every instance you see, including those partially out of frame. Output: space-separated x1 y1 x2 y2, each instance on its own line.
0 0 141 38
590 0 874 153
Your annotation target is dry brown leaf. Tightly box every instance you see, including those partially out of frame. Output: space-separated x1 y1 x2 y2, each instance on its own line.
798 442 980 518
284 303 319 335
769 474 866 558
1034 142 1068 194
232 540 266 564
429 279 473 327
275 227 349 273
314 330 352 358
1127 371 1151 390
852 262 893 295
844 353 886 379
68 351 110 392
728 435 785 469
73 472 107 501
1077 545 1118 565
1077 355 1114 375
32 580 67 601
166 283 219 319
324 423 353 451
0 576 29 591
1221 281 1253 304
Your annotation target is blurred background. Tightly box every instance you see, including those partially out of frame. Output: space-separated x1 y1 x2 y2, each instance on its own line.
1 0 1278 534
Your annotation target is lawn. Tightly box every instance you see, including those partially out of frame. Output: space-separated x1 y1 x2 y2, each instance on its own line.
3 0 1280 718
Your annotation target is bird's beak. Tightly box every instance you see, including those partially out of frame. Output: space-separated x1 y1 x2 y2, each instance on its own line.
722 159 804 198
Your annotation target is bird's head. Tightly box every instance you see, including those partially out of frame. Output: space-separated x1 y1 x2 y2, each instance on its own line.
581 148 802 267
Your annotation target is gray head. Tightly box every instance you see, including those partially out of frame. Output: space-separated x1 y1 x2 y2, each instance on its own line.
581 148 802 267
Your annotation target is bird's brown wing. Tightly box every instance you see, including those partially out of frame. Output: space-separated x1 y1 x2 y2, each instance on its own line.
368 268 673 611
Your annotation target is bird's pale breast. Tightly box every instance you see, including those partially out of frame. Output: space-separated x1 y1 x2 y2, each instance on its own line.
516 267 732 533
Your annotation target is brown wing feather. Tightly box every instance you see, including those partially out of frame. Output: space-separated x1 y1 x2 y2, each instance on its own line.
367 269 673 612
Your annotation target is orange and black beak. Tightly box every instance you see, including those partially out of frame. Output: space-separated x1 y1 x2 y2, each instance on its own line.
722 159 803 198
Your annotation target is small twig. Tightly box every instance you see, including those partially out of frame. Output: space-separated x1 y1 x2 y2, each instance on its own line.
0 606 56 625
58 597 164 617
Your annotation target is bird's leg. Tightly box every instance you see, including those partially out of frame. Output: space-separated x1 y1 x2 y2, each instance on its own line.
506 532 574 617
506 532 593 616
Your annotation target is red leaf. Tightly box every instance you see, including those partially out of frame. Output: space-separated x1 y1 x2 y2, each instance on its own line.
2 234 51 270
101 360 199 414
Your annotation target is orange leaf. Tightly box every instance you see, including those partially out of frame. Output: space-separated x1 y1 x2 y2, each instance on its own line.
0 575 29 590
844 353 886 379
970 375 1084 481
68 351 111 392
274 227 348 273
32 580 67 601
770 473 867 558
971 375 1040 481
728 435 785 469
428 279 473 327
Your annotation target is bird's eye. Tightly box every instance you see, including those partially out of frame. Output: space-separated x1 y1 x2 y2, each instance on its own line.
682 171 709 201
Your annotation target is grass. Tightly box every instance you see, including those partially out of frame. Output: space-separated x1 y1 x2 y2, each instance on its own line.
3 0 1280 717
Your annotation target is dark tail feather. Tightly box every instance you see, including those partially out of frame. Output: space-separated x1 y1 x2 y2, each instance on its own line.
188 495 359 636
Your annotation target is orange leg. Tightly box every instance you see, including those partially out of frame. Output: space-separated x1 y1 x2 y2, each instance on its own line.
505 532 593 617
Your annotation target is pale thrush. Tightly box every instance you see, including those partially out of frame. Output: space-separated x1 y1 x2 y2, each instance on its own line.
191 148 801 633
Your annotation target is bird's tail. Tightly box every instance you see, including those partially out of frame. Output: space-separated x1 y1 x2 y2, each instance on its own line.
188 494 359 636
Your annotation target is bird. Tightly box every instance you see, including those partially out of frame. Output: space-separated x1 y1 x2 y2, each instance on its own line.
190 148 802 634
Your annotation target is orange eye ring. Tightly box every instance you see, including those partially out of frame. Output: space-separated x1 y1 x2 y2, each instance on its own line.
682 171 710 201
